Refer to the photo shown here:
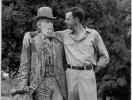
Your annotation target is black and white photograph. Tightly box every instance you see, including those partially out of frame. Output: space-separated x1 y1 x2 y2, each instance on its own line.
1 0 131 100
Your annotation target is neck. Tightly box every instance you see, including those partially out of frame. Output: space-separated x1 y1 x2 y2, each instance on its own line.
72 23 85 35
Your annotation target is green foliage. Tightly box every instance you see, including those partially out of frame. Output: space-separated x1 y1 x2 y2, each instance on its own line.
2 0 130 99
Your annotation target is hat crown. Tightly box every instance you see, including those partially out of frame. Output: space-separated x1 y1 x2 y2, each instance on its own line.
36 7 54 19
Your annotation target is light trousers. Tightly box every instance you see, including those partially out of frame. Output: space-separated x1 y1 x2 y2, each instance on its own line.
66 68 97 100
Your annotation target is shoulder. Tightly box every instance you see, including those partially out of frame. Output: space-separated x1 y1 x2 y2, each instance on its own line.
31 31 39 40
29 32 41 46
86 27 100 37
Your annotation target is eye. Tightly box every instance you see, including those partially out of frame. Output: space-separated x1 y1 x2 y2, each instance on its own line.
50 20 53 23
46 20 53 23
45 20 50 23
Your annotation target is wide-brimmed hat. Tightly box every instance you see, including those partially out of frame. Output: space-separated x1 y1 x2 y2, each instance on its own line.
34 7 56 21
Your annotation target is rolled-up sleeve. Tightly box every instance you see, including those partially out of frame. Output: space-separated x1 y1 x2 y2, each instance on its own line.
54 29 72 43
94 31 109 67
54 31 65 43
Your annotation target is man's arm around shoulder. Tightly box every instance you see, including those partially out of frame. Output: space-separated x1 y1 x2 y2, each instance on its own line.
54 29 72 43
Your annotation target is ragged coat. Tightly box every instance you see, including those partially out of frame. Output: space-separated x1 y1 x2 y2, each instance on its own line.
16 32 67 100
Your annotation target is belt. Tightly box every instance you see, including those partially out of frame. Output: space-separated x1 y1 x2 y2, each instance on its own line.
66 64 93 70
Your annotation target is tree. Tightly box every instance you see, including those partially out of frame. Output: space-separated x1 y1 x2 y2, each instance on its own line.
2 0 130 99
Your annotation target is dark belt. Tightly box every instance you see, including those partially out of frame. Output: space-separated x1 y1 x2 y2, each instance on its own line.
66 64 93 70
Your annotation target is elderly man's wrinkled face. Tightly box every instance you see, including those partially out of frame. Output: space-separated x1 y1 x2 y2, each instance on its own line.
37 19 53 34
65 12 76 29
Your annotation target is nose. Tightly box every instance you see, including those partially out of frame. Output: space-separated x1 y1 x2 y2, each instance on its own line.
64 19 67 23
50 21 53 24
49 22 53 27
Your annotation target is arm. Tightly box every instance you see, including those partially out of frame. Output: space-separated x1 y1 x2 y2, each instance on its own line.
94 31 109 73
52 29 72 43
23 30 64 47
53 31 64 43
15 41 32 93
17 46 31 87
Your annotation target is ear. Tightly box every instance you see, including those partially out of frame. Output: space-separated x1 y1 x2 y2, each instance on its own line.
36 21 41 29
74 17 79 22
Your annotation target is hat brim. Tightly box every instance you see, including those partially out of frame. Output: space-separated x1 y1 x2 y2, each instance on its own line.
34 16 56 21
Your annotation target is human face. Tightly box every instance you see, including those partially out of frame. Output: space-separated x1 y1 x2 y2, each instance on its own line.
65 12 76 29
37 19 53 34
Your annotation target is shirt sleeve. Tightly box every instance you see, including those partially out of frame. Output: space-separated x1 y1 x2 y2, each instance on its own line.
94 31 109 67
17 43 31 88
53 30 65 43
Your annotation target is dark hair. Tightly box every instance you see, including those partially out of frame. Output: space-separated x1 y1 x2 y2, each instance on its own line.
65 7 85 23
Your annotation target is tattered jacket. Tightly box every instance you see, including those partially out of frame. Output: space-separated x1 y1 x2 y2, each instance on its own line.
16 32 67 99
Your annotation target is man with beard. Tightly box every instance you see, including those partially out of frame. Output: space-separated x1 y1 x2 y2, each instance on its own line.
12 7 67 100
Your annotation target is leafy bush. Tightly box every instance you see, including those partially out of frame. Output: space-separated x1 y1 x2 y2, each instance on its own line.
2 0 130 99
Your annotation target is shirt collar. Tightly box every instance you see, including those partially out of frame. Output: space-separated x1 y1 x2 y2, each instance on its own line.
70 27 90 41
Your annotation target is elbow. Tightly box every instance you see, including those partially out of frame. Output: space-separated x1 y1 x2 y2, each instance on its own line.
106 53 110 65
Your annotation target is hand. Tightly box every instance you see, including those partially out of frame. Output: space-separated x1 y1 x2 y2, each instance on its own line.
11 92 32 100
117 77 127 86
11 86 25 95
23 86 34 93
11 86 33 95
23 32 32 48
94 65 104 74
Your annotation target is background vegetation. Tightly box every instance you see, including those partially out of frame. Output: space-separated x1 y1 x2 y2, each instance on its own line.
2 0 131 100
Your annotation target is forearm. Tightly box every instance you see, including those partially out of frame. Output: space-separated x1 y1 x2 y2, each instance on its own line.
94 47 109 74
17 65 30 86
17 46 31 87
94 31 109 67
52 31 64 43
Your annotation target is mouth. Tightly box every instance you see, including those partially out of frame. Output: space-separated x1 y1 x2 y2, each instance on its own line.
47 28 54 33
47 28 53 30
47 28 54 31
